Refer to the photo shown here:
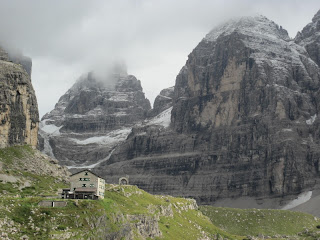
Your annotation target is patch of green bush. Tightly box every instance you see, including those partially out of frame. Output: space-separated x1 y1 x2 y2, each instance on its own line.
12 204 32 224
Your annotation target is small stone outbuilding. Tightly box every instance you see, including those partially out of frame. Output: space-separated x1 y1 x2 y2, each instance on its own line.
119 177 129 185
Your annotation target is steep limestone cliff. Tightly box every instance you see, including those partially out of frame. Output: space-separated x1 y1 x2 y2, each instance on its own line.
39 67 151 167
0 47 38 148
96 13 320 207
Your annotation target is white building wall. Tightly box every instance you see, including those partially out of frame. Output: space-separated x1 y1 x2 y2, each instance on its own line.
70 170 105 199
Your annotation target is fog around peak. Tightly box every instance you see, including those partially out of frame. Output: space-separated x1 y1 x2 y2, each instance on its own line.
0 0 318 116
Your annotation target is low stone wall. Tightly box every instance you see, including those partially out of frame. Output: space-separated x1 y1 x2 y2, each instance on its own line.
38 201 67 207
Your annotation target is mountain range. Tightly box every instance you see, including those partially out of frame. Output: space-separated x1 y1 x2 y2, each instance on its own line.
38 10 320 213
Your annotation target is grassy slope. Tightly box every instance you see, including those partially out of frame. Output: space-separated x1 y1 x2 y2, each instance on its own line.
1 146 320 239
200 206 320 239
0 197 110 239
0 145 238 240
0 185 239 240
0 145 68 197
103 184 238 240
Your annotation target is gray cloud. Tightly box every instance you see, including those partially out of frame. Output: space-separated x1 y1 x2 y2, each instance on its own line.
0 0 318 117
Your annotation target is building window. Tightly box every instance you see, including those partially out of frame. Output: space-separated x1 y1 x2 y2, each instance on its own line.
82 184 86 187
90 184 94 187
80 178 90 181
85 172 88 175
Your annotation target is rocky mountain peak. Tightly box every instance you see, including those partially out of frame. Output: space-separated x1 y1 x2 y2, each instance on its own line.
205 15 290 43
173 12 319 133
39 67 150 167
295 9 320 67
69 67 141 96
312 9 320 23
295 9 320 41
97 11 320 208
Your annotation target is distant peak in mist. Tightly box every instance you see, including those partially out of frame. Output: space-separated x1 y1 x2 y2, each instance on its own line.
111 61 127 75
71 61 130 92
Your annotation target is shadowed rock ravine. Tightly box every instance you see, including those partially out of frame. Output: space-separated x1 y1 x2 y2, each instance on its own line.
94 12 320 208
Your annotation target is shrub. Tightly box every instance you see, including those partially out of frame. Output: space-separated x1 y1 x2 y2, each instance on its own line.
57 225 66 230
12 204 32 224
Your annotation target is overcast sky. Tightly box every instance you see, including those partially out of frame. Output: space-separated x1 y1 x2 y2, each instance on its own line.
0 0 319 117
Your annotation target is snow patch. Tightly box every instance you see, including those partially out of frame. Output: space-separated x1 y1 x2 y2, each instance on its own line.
158 94 172 100
67 149 115 169
145 107 172 128
41 124 62 135
70 127 132 145
282 129 293 132
204 15 316 89
306 114 317 125
282 191 312 210
113 111 128 116
87 106 103 115
108 93 129 102
40 120 62 136
205 15 289 43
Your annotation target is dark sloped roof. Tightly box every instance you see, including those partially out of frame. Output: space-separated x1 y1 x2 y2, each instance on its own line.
74 187 97 193
70 169 105 179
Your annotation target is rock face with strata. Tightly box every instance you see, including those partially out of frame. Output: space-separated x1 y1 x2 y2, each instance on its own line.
151 86 174 116
39 67 151 167
96 13 320 206
0 47 39 148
